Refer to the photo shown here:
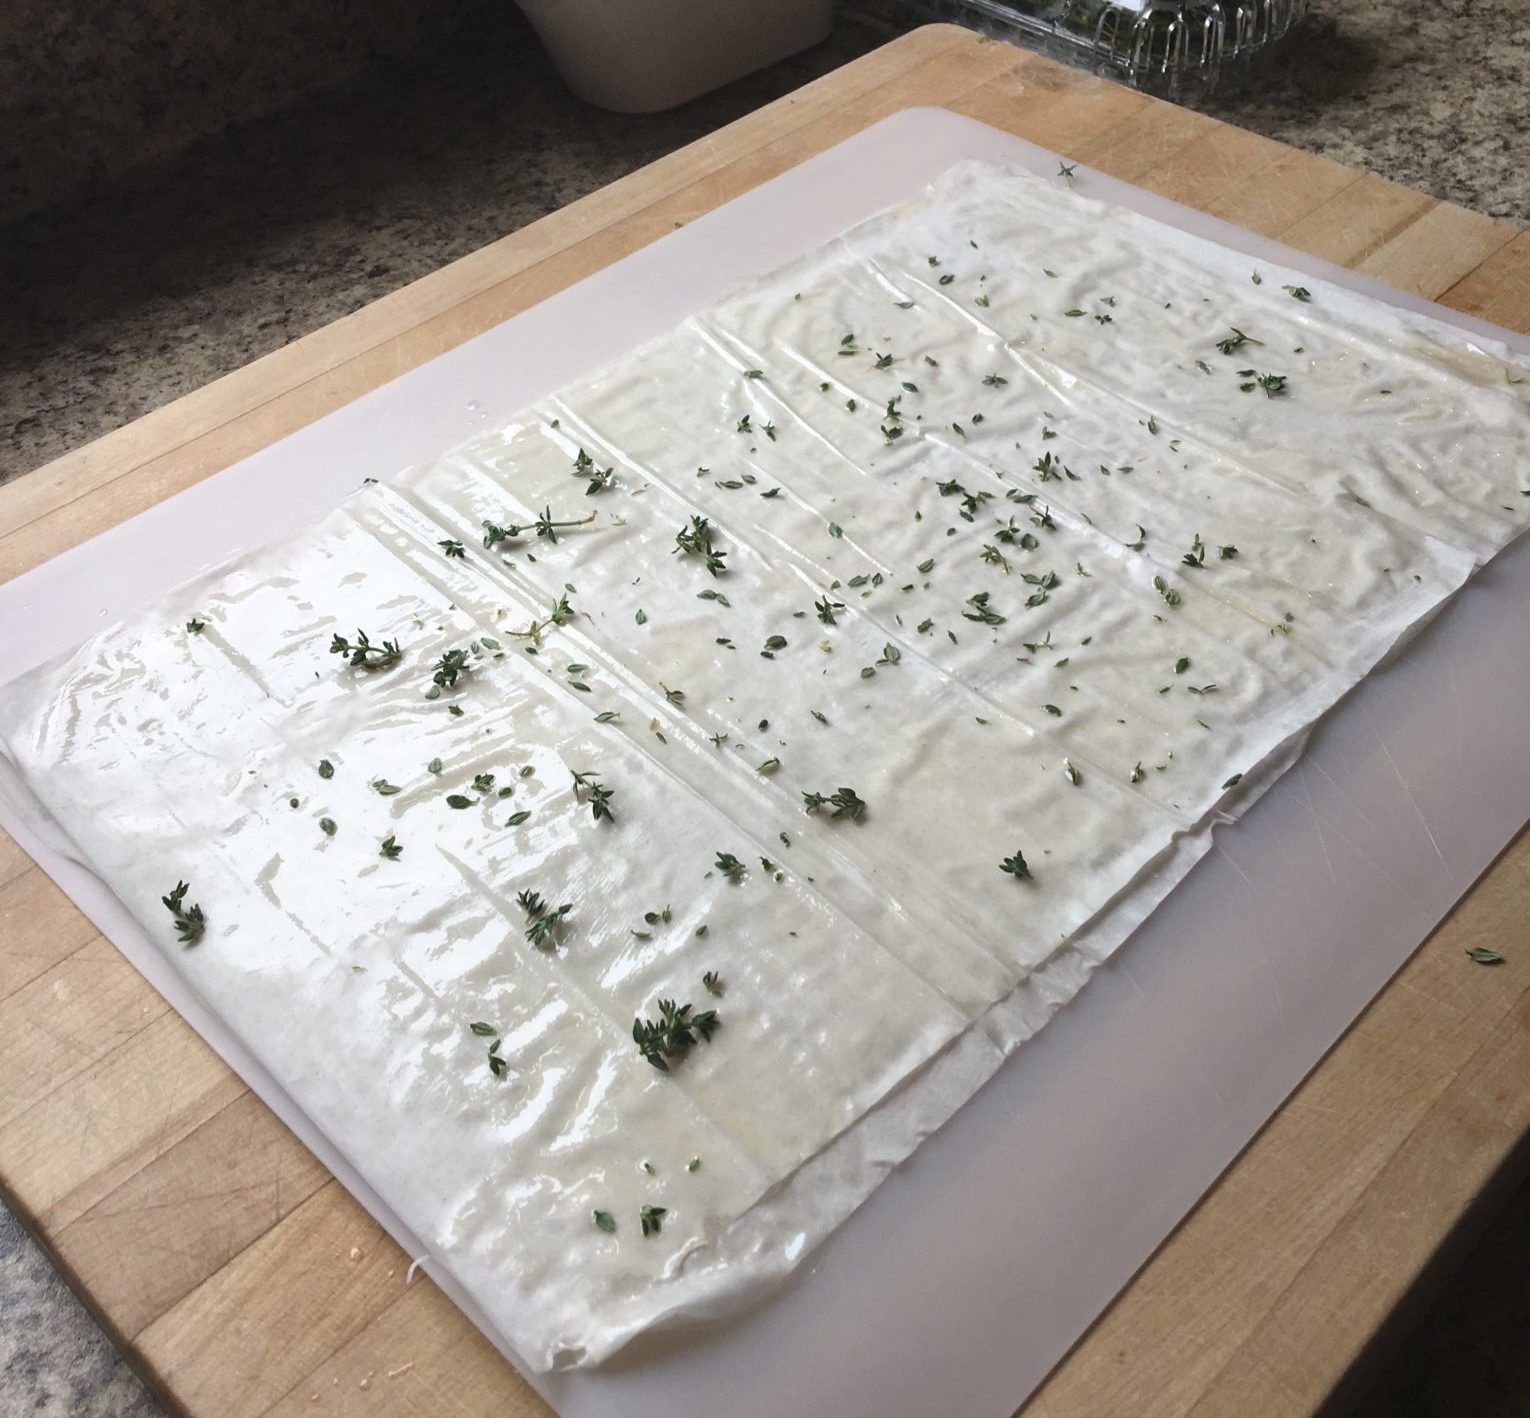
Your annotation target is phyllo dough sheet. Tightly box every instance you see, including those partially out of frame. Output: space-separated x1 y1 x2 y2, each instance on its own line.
3 160 1527 1371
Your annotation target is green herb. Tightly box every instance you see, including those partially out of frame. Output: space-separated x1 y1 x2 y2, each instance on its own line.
571 769 615 823
1153 575 1182 607
482 507 599 548
1063 758 1081 787
827 521 844 539
371 778 402 796
185 617 206 634
1000 849 1031 880
507 592 576 646
1215 327 1262 356
702 970 723 996
1283 285 1311 301
318 759 335 779
815 595 843 625
1466 947 1505 965
506 810 531 826
1222 773 1243 789
714 851 746 881
1175 657 1191 675
379 834 402 860
329 629 403 671
802 786 866 821
640 1205 668 1237
1058 162 1077 183
573 448 615 495
1131 762 1145 784
161 881 205 945
518 888 572 948
431 648 471 688
687 1156 702 1173
761 635 788 658
438 539 466 559
1021 569 1057 607
1043 703 1062 717
743 368 764 379
446 794 473 809
1183 533 1206 569
633 999 720 1072
593 1210 617 1233
674 516 727 576
877 642 901 666
1219 544 1239 560
963 590 1006 625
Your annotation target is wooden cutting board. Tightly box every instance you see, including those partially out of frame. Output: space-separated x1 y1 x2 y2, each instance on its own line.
2 25 1528 1418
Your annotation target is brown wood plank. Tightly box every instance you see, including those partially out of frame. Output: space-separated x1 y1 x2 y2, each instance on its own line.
1280 174 1450 270
0 1011 243 1233
262 1282 548 1418
0 27 1526 1418
0 863 101 999
133 1181 406 1418
0 828 30 890
1442 230 1530 334
56 1090 329 1339
0 937 165 1131
1355 202 1521 299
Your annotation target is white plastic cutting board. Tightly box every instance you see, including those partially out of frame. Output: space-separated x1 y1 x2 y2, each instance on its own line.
2 109 1527 1418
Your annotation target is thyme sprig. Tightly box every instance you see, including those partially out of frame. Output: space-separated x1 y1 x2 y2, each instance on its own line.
431 648 471 688
330 630 403 671
1000 849 1031 880
1215 327 1263 356
573 448 615 495
633 999 720 1072
571 769 615 823
508 592 576 644
518 888 572 948
674 516 728 576
161 881 205 945
803 786 866 820
482 507 597 548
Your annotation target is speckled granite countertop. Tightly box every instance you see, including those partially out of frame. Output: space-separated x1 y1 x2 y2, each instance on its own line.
2 3 1528 1416
4 0 1529 489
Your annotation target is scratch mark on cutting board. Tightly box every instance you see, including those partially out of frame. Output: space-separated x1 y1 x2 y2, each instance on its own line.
1368 709 1456 885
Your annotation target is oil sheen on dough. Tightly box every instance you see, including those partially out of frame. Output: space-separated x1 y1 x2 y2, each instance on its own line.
2 161 1527 1371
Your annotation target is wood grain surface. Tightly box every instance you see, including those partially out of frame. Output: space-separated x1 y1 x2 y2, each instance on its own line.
2 25 1527 1418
